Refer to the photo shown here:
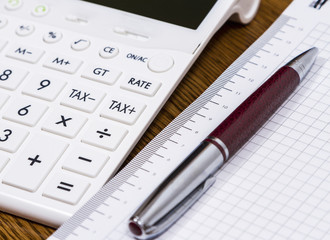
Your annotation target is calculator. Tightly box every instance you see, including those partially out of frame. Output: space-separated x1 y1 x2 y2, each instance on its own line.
0 0 259 226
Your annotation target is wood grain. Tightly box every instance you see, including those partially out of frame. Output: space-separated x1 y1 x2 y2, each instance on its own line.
0 0 292 239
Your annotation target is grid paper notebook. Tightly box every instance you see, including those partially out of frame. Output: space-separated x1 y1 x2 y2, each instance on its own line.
106 1 330 239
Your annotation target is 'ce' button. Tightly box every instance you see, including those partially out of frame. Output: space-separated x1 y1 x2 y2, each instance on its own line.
31 4 49 17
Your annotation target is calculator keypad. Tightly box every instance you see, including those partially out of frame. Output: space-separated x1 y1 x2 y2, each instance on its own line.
0 4 182 226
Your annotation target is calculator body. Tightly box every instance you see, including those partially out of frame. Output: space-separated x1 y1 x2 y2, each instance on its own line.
0 0 259 226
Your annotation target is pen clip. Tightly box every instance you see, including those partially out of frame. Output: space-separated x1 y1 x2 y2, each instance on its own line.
142 175 216 239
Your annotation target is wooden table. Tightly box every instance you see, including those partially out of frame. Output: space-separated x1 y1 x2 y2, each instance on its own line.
0 0 292 239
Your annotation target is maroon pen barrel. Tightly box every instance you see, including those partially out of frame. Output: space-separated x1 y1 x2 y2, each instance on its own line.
206 66 300 160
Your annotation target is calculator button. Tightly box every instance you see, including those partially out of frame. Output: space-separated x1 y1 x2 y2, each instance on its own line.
71 38 90 51
22 74 67 101
62 147 109 177
43 174 90 205
0 17 8 28
0 65 28 90
6 44 45 63
3 98 48 126
0 154 9 172
31 4 49 17
0 121 29 153
43 31 62 43
16 24 35 36
148 54 174 73
5 0 22 10
120 75 161 96
2 135 68 192
99 46 119 59
43 54 82 74
100 96 146 125
82 120 128 151
42 110 87 138
0 39 8 51
0 94 9 109
60 85 105 113
81 64 122 85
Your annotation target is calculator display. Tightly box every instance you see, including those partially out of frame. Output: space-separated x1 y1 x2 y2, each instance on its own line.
83 0 217 29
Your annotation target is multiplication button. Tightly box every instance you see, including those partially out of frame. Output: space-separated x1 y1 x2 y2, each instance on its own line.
42 109 87 138
82 120 127 151
0 121 29 153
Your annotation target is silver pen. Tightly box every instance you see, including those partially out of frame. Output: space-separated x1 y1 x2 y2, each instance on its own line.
128 47 318 239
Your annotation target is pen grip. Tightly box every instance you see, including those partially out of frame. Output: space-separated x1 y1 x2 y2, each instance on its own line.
208 66 300 159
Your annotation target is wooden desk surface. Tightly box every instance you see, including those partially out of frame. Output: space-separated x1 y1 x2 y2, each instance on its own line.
0 0 292 239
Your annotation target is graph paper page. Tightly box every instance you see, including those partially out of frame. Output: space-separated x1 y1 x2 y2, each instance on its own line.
107 1 330 239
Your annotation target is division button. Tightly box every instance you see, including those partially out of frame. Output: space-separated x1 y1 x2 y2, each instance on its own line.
82 120 128 151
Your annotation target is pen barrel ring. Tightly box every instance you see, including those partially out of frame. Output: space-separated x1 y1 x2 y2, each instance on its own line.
209 66 300 159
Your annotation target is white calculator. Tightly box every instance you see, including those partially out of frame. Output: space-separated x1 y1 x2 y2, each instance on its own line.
0 0 259 226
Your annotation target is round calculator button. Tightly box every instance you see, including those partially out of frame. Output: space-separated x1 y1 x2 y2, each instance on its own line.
99 46 119 59
16 24 35 36
31 4 49 17
43 31 62 43
71 38 90 51
0 17 8 29
148 54 174 73
5 0 22 10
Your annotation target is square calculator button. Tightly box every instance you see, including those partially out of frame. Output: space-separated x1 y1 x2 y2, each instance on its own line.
100 95 146 125
81 64 122 85
0 93 9 109
0 154 9 173
0 65 28 90
6 44 45 63
82 121 127 151
42 109 87 138
0 121 29 153
3 98 48 126
2 135 68 192
43 173 90 205
61 84 105 113
120 74 161 97
22 74 67 101
62 147 109 177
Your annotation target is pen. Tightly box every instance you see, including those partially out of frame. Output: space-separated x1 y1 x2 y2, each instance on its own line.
128 47 318 239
